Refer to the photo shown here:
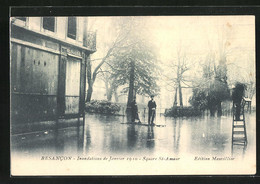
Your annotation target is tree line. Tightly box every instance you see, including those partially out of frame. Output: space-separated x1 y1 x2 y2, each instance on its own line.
85 17 255 117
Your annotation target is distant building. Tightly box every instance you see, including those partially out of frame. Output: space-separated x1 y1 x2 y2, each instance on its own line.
10 17 96 122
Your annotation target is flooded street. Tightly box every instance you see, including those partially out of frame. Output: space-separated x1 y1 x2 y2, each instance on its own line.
11 112 256 175
11 112 255 160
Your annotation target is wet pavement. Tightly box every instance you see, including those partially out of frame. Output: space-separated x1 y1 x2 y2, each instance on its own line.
11 112 256 159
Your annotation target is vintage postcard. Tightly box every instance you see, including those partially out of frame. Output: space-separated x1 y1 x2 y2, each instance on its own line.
10 15 256 175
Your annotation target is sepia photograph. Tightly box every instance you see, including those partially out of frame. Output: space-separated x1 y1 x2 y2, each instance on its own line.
10 15 256 175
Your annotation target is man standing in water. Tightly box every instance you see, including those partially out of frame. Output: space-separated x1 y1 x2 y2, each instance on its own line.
148 95 157 125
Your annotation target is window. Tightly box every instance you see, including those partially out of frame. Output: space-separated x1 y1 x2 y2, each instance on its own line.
43 17 55 32
67 17 77 40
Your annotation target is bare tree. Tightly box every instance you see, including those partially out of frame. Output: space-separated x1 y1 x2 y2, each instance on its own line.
165 45 194 107
85 17 135 102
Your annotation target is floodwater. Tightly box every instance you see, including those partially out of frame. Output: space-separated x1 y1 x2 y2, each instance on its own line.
11 112 255 160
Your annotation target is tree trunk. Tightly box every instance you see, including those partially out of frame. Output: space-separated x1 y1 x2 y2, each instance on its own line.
126 57 135 121
105 79 109 99
107 79 117 102
209 107 215 117
114 89 119 102
127 58 135 108
217 101 222 117
107 87 113 101
178 81 183 107
173 87 178 106
86 83 93 102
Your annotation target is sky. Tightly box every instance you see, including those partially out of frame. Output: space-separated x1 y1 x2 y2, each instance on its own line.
90 16 255 64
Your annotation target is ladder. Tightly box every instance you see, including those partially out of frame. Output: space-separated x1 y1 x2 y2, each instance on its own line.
232 98 247 146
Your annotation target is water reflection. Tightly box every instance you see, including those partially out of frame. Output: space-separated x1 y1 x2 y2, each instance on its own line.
54 120 64 155
188 116 229 156
127 125 138 151
76 118 84 154
146 126 154 149
232 143 247 158
173 118 181 154
11 112 255 161
83 124 91 154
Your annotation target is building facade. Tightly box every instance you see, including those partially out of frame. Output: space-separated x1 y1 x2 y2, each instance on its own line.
10 17 96 123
